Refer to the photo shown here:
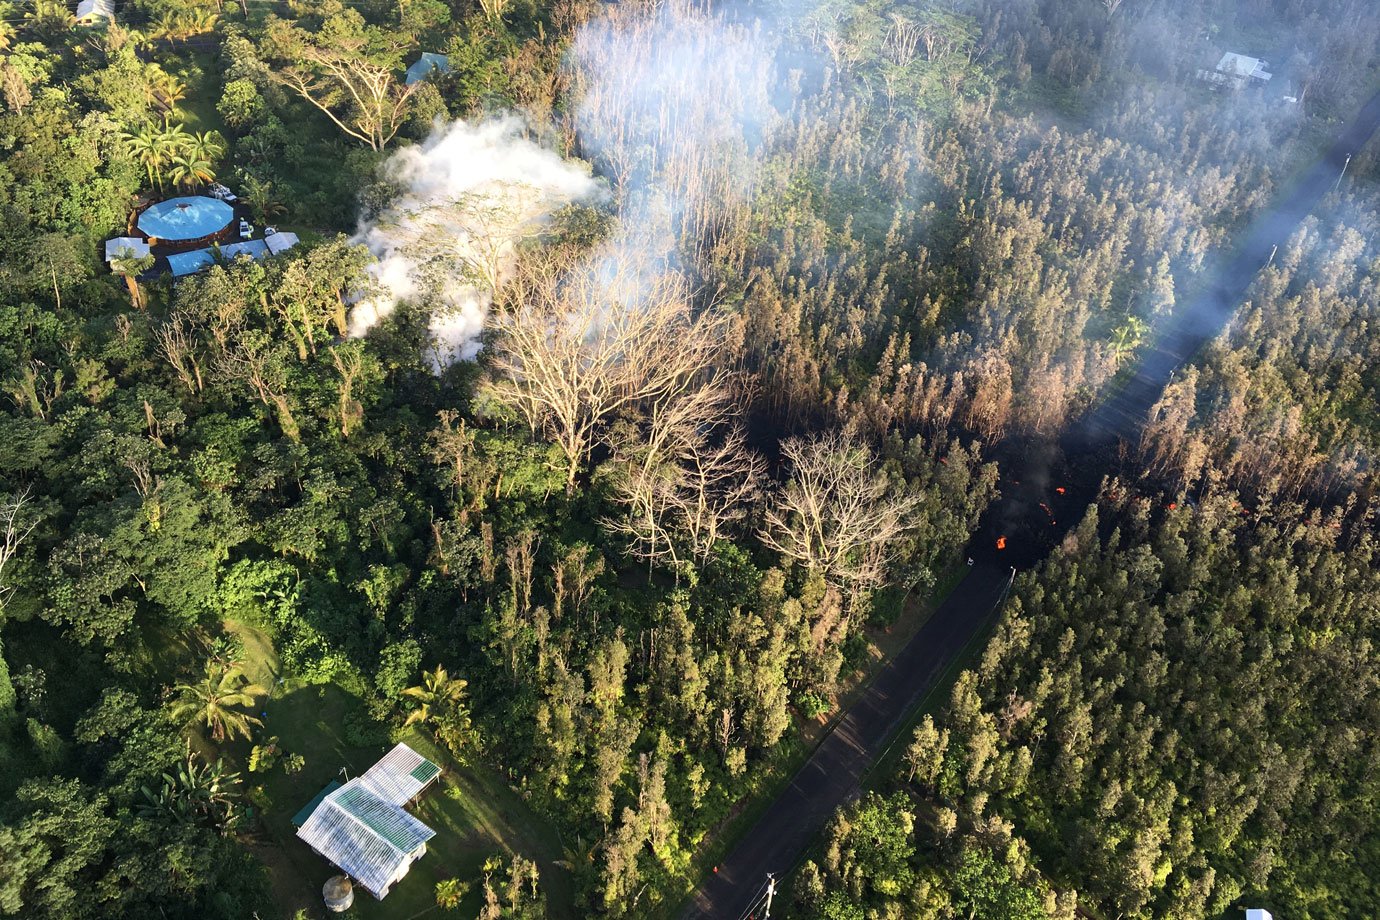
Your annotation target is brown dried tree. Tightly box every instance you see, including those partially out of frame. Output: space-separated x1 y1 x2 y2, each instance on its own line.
483 258 733 492
759 431 923 591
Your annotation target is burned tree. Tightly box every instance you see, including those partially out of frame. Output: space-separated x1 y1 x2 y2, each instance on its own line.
483 259 735 493
760 431 923 591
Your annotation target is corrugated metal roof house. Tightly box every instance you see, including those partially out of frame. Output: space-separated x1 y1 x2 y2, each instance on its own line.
105 237 150 261
75 0 115 23
295 743 442 899
264 230 301 256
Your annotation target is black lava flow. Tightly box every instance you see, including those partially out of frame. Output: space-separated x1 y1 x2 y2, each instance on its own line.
970 86 1380 572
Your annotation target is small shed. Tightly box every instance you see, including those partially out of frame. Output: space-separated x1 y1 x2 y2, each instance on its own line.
105 237 150 262
75 0 115 23
1245 911 1273 920
295 743 442 900
264 230 301 256
405 52 450 85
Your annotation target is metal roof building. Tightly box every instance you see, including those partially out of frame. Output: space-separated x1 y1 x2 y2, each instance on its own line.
264 230 301 256
104 237 150 261
405 52 450 85
295 743 442 899
1200 52 1273 90
75 0 114 22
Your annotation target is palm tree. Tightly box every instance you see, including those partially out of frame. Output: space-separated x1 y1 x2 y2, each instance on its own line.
242 175 286 224
150 11 182 45
403 665 473 756
108 248 155 310
159 118 192 154
1110 315 1149 364
184 8 218 36
148 70 187 114
169 661 266 742
185 130 225 164
170 152 215 191
25 0 74 38
122 125 167 191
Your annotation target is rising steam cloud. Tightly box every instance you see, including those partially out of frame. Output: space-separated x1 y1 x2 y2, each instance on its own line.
349 117 599 363
569 0 789 279
349 1 813 365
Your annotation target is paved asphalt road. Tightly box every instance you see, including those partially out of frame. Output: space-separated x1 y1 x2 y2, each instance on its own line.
680 563 1013 919
681 85 1380 920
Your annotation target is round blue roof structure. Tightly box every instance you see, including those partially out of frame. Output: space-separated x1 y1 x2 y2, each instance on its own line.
137 196 234 241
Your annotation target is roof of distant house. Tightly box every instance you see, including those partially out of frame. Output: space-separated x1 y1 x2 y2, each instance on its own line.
406 52 450 85
264 230 301 256
105 237 149 261
75 0 115 21
1217 52 1272 81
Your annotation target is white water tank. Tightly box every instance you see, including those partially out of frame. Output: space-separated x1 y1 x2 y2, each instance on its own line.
323 875 354 912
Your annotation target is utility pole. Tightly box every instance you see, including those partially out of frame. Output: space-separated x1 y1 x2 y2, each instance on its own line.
763 874 777 918
1334 153 1352 193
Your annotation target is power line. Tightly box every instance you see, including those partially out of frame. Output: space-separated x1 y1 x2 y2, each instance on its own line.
730 877 772 920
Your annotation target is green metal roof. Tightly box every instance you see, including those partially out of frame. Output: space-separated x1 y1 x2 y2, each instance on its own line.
409 760 441 783
292 780 341 827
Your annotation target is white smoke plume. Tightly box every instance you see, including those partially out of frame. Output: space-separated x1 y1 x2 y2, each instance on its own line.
568 0 788 276
349 117 599 364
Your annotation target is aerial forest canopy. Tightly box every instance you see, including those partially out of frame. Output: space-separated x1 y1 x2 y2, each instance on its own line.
0 0 1378 917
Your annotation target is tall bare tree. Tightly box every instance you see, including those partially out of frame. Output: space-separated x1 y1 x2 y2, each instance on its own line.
155 312 205 394
483 260 734 492
0 489 37 611
759 431 923 591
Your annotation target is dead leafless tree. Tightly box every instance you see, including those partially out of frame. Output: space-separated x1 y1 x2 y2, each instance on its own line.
885 14 921 67
0 489 37 611
272 41 418 151
668 426 764 561
759 431 923 591
484 260 733 492
217 331 300 442
155 312 204 393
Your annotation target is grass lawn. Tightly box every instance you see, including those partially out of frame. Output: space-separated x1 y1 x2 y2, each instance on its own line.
225 621 572 920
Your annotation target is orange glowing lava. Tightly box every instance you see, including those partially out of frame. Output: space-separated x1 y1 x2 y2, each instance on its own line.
996 536 1007 550
1055 487 1066 494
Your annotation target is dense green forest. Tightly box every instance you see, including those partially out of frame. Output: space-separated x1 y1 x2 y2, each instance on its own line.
1 0 1378 916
